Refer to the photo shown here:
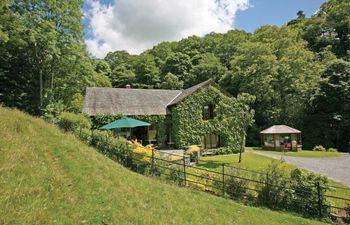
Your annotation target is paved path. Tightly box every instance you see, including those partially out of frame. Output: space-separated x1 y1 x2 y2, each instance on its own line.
251 151 350 187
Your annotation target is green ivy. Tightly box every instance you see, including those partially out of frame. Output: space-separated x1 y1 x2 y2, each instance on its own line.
171 85 255 151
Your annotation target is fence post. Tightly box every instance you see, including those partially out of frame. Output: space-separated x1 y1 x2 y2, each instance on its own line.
151 147 155 175
222 163 225 197
316 181 322 217
266 173 270 207
183 155 187 186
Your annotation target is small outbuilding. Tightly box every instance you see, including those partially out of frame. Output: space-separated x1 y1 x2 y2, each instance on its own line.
260 125 302 151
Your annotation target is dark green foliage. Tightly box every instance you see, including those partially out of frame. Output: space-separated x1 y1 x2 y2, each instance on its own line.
258 163 330 218
0 0 111 115
303 60 350 151
302 0 350 58
289 169 330 218
57 112 91 132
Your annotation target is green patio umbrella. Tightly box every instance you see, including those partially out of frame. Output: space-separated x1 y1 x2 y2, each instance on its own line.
99 117 151 130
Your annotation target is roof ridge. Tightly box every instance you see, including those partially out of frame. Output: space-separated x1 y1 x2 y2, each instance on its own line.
87 87 181 92
166 90 183 106
168 79 213 105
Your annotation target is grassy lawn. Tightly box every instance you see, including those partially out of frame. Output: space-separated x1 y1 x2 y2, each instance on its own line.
245 147 342 158
0 107 327 225
199 153 350 208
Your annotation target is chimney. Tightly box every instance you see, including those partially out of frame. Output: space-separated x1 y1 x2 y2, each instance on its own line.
126 84 131 89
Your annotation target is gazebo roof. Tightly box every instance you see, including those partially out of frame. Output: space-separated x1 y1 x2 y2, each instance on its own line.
260 125 301 134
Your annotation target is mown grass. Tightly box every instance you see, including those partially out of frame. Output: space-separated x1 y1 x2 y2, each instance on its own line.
0 107 327 225
245 147 342 157
199 153 350 208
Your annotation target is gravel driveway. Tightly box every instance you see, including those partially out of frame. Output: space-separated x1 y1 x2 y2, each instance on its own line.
251 151 350 187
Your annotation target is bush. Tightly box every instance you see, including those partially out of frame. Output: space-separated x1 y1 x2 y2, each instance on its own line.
91 130 132 166
225 167 250 200
57 112 91 132
312 145 326 152
258 161 290 209
257 162 330 218
168 165 184 185
289 169 330 217
327 147 338 152
74 128 92 145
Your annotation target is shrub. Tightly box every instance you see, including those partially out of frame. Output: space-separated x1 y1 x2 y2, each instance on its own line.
168 165 185 185
327 147 338 152
91 130 132 166
74 128 92 145
91 130 113 151
57 112 91 132
289 169 330 217
225 167 250 200
312 145 326 152
257 162 330 217
258 161 290 209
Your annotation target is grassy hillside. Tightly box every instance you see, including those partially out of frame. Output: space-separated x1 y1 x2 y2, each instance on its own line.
0 107 326 225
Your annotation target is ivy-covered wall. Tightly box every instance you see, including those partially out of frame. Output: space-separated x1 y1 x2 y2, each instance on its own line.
171 85 221 148
170 84 255 150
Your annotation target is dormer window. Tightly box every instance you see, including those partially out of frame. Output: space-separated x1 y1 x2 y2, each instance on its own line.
203 104 214 120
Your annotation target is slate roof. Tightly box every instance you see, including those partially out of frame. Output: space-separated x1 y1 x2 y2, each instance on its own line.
83 80 214 116
260 125 301 134
83 87 181 116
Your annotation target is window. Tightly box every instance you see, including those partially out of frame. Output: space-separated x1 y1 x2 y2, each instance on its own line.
202 104 214 120
203 134 220 149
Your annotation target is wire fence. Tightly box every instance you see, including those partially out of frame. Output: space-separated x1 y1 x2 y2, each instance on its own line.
127 149 350 220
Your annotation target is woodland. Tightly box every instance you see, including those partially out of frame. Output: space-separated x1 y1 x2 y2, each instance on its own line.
0 0 349 151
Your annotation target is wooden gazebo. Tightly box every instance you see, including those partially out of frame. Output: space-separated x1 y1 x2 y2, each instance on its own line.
260 125 302 151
